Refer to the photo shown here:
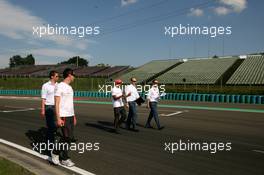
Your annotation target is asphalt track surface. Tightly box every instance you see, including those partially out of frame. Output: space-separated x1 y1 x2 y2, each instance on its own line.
0 98 263 175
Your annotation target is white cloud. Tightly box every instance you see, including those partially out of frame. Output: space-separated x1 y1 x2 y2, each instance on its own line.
214 6 231 15
121 0 138 7
30 48 78 58
219 0 247 12
213 0 247 16
0 0 88 50
0 0 95 67
188 8 204 17
29 48 91 59
0 54 11 68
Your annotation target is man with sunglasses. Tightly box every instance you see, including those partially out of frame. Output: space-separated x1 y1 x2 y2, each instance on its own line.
41 70 59 155
145 79 164 130
53 68 77 167
125 77 140 132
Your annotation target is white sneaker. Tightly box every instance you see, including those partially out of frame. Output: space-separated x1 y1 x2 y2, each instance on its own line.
50 152 60 165
61 159 75 167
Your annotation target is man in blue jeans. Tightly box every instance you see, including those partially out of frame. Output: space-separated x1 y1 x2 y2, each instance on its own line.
41 70 59 151
125 77 140 132
145 79 164 130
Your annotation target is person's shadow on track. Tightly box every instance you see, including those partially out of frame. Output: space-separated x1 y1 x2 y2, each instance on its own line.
25 127 50 156
85 121 118 134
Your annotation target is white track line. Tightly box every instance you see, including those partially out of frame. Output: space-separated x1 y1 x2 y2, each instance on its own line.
4 105 27 109
0 138 95 175
0 96 40 100
160 111 184 117
252 150 264 154
1 108 36 113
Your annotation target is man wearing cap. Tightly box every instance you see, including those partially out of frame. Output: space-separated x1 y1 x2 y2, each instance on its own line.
145 79 164 130
125 77 140 132
111 79 127 132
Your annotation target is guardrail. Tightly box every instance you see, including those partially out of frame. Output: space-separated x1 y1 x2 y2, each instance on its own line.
0 90 263 104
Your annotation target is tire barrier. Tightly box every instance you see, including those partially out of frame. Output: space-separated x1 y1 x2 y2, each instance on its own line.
0 90 263 104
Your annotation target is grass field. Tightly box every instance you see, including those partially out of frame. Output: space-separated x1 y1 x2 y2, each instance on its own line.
0 157 35 175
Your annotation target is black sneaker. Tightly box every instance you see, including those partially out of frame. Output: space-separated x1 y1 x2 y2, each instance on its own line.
145 125 154 129
129 128 139 132
158 126 165 130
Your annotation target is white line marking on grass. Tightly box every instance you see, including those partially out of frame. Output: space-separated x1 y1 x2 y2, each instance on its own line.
252 150 264 154
0 138 95 175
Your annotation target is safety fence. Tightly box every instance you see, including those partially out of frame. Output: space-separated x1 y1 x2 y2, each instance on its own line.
0 90 263 104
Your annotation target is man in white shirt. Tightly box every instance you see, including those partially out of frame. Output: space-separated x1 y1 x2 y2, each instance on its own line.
111 79 127 132
52 68 76 167
145 79 164 130
40 70 59 152
125 77 140 132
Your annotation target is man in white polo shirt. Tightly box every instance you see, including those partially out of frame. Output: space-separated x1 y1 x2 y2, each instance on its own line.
145 79 164 130
125 77 140 132
52 68 76 167
40 70 59 153
111 79 127 132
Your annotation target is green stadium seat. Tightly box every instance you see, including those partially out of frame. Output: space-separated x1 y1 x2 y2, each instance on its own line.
227 56 264 85
118 59 181 84
158 57 238 84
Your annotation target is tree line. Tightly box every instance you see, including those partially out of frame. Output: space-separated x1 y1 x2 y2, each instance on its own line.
9 55 89 68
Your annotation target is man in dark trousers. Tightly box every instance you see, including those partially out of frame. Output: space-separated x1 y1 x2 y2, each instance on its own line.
125 77 140 132
53 68 77 167
40 70 59 155
145 79 164 130
111 79 127 132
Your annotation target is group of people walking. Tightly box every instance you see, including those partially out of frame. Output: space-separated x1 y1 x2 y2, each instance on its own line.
111 77 164 132
40 68 164 166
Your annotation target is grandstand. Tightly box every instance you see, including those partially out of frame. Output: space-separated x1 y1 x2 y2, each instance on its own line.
74 66 108 77
92 66 130 77
157 57 240 85
31 64 78 77
118 59 182 84
0 54 263 92
0 69 9 74
0 65 131 78
0 65 51 77
227 55 264 85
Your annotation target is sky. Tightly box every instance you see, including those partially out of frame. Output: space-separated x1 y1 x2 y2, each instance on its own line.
0 0 263 68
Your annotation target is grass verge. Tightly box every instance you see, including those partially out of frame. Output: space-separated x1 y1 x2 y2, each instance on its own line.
0 157 35 175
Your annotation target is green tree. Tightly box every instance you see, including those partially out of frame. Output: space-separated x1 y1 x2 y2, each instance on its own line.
60 56 88 67
9 54 35 68
9 55 22 67
212 55 219 58
25 54 35 65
